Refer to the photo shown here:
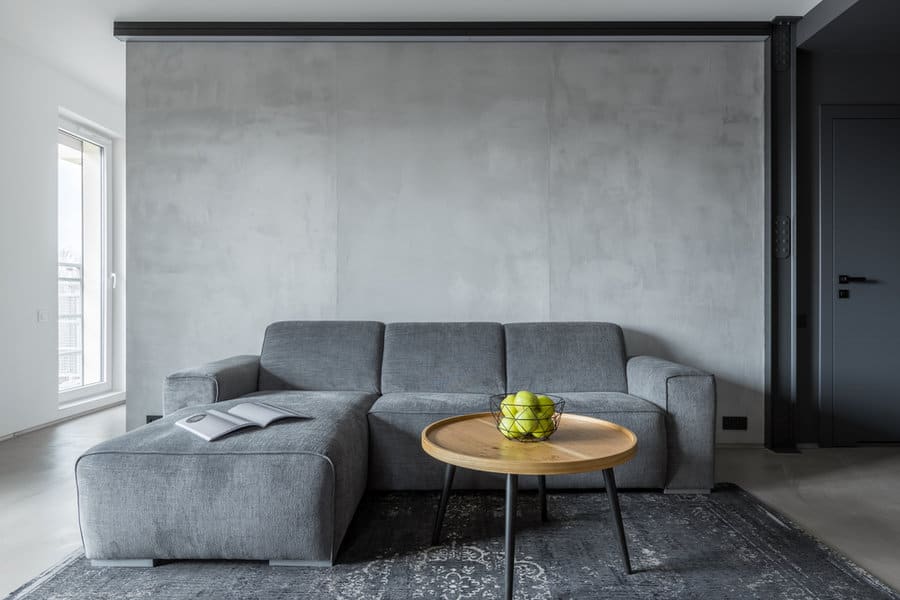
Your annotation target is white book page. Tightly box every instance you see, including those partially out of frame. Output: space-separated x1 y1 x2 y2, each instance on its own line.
207 409 249 425
228 402 300 427
175 411 254 442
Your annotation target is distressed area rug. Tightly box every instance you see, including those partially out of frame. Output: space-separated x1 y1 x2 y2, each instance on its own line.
8 484 897 600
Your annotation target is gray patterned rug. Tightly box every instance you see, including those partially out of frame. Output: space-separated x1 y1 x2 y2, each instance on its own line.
8 485 897 600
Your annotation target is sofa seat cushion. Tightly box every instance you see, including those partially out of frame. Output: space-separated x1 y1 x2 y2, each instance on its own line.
370 392 492 415
368 393 492 490
76 391 376 563
538 392 667 489
556 391 664 415
367 392 666 490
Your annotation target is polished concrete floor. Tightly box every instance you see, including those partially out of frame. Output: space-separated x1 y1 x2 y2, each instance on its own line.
717 446 900 593
1 408 898 596
0 405 125 597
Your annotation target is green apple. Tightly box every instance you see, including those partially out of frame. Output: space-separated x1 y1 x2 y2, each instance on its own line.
500 394 517 418
536 395 555 419
515 405 539 420
532 417 555 439
499 416 523 439
513 413 537 435
514 390 538 408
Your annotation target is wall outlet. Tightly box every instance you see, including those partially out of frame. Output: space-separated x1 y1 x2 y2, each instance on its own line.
146 415 163 424
722 416 748 431
36 309 48 323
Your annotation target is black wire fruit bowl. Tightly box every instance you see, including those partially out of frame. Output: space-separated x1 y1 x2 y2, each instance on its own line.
489 392 565 442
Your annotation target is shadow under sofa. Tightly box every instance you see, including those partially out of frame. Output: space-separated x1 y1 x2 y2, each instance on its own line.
76 320 716 566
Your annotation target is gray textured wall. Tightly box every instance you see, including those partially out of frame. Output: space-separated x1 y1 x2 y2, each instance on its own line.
127 41 765 443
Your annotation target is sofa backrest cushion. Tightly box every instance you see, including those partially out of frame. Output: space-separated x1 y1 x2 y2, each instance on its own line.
382 322 506 394
258 321 385 392
505 322 628 393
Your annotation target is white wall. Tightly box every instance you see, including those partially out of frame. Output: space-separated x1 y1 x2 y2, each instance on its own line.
127 41 766 443
0 39 125 439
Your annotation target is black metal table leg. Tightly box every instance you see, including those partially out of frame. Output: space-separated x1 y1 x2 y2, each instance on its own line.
504 473 518 600
602 468 632 574
431 464 456 545
538 475 548 522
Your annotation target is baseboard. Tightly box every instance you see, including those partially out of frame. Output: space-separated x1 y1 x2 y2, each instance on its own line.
0 398 124 442
716 443 767 449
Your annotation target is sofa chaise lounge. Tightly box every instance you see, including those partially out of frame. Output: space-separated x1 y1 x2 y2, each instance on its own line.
76 321 716 566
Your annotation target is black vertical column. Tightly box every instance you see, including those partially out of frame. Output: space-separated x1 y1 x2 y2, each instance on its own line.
769 16 800 451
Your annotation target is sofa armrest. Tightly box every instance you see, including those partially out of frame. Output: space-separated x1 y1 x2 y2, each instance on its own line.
164 355 260 415
627 355 716 493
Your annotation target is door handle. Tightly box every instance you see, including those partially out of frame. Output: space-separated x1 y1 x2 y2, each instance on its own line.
838 275 869 284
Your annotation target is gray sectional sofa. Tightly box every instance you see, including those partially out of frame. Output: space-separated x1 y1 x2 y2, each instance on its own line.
76 321 716 567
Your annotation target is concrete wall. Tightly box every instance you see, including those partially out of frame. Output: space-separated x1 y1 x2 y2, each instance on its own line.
0 39 125 439
127 41 766 443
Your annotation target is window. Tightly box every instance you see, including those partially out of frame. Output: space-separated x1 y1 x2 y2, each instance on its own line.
58 125 111 402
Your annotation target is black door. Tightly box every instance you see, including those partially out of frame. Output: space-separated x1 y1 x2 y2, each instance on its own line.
823 106 900 444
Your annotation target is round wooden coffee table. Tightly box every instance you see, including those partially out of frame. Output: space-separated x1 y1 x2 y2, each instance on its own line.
421 412 638 600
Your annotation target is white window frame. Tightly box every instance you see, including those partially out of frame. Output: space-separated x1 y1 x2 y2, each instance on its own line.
58 117 114 407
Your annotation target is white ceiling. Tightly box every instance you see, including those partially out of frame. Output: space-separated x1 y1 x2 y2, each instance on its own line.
0 0 823 103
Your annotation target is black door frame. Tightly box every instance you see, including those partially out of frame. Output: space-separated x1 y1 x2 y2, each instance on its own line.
768 18 801 451
817 104 900 446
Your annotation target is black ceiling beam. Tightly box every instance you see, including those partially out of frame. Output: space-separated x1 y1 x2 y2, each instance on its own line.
114 21 774 41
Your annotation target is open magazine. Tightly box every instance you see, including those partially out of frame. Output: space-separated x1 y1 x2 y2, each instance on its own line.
175 401 308 441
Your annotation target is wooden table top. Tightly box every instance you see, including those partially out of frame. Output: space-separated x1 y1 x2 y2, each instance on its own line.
421 412 637 476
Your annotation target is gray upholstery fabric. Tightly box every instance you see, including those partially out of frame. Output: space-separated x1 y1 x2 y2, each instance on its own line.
164 355 260 415
77 391 376 563
627 356 717 492
85 321 716 567
258 321 385 393
367 392 666 490
381 323 506 394
504 322 628 393
555 392 667 488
